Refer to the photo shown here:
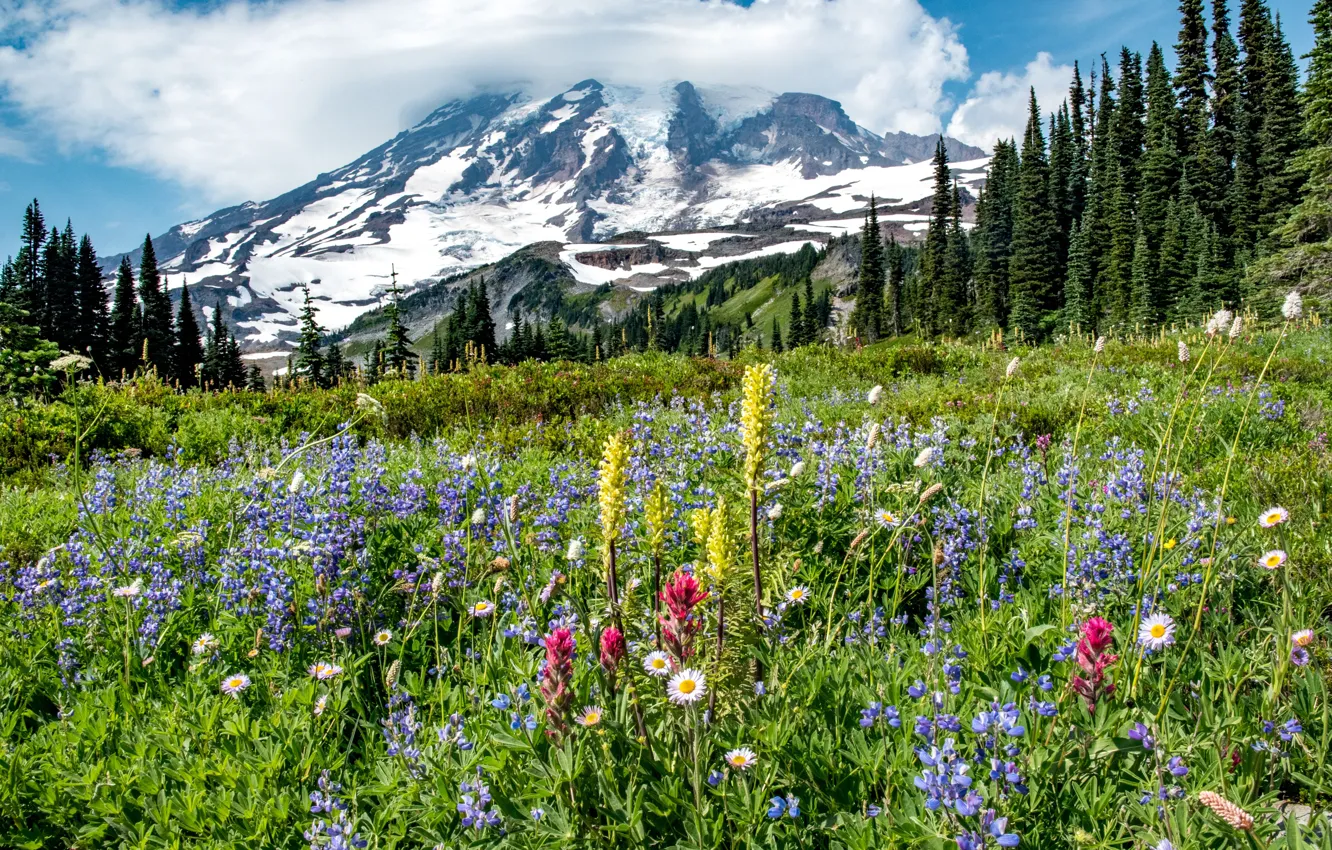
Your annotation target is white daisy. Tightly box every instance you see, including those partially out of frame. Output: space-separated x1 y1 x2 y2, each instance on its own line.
1138 612 1176 651
313 694 328 716
220 673 251 698
1259 550 1287 570
874 508 901 528
667 669 707 705
112 578 143 599
470 600 496 618
643 651 672 678
724 747 758 770
575 706 604 727
308 662 343 680
373 629 392 646
191 633 219 656
1258 506 1289 528
1292 629 1315 647
785 586 810 605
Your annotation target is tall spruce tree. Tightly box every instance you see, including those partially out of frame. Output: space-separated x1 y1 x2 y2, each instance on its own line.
1209 0 1243 233
383 267 414 376
1141 42 1183 305
1253 0 1332 289
921 144 953 334
849 197 885 340
1234 0 1276 248
1175 0 1212 196
75 235 109 370
939 181 973 335
1008 89 1060 339
1069 63 1091 223
173 281 205 387
885 236 904 335
14 200 46 320
294 283 326 387
137 235 174 376
973 140 1018 329
1256 15 1304 240
42 223 79 349
109 256 139 377
788 289 806 348
1063 217 1094 330
470 277 497 357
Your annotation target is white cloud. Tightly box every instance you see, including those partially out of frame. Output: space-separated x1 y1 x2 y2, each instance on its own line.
0 0 968 205
0 128 33 162
945 52 1073 149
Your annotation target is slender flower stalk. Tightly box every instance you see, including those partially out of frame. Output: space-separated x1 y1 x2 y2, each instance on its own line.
645 480 669 641
975 354 1018 634
739 363 775 680
598 431 631 624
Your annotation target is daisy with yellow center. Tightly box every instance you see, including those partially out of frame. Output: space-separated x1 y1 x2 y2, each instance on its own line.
667 669 707 705
724 747 758 770
1137 612 1176 651
643 651 672 678
373 630 392 646
308 662 343 680
1292 629 1315 648
875 509 900 528
786 586 810 604
575 706 604 727
1258 506 1290 528
1259 550 1287 570
220 673 251 698
470 600 495 617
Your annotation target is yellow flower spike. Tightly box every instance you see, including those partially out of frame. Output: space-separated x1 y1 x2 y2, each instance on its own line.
705 499 732 582
740 363 776 492
598 431 631 551
645 480 669 558
690 508 714 552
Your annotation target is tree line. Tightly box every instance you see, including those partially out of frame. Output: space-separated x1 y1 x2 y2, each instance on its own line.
0 205 258 390
850 0 1331 341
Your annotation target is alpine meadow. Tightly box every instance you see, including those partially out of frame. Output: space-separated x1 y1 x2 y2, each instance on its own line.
4 0 1332 848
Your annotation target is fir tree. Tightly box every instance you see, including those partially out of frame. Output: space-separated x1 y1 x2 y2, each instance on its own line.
75 235 110 371
294 283 326 387
246 365 266 392
14 200 46 320
1208 0 1243 231
109 256 139 377
1253 0 1332 288
1068 62 1091 223
470 276 497 357
41 223 79 349
325 343 347 384
1008 90 1060 339
1107 49 1146 327
383 267 414 377
1256 15 1304 239
1049 106 1076 280
1129 224 1158 327
770 316 784 353
173 281 205 387
1141 42 1183 292
973 140 1018 329
137 235 174 376
788 289 806 348
884 237 904 335
921 143 953 334
1063 217 1094 330
939 181 972 335
429 319 447 373
1174 0 1213 193
849 196 885 340
202 300 229 387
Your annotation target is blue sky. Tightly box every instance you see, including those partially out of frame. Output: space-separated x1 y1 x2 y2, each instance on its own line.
0 0 1317 256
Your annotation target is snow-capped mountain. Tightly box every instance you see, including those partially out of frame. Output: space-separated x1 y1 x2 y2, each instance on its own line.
110 80 987 350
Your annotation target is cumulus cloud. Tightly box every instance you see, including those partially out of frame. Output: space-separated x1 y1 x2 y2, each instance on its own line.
945 52 1073 149
0 0 968 204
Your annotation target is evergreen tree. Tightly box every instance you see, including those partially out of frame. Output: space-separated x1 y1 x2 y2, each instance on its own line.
939 181 972 335
921 143 953 334
1253 0 1332 288
1209 0 1243 231
1256 15 1304 239
109 256 139 377
1049 106 1076 280
1130 224 1158 327
383 268 414 377
202 300 229 387
137 235 174 376
788 289 806 348
294 283 326 387
849 197 885 340
1140 43 1182 254
325 343 347 384
1175 0 1212 194
14 200 46 320
173 281 205 387
1068 63 1091 223
974 140 1018 328
770 316 784 353
1234 0 1276 247
1084 56 1118 325
884 238 904 335
41 223 79 349
1063 217 1094 330
470 276 497 357
246 365 266 392
75 235 110 371
1157 201 1194 316
1008 89 1060 339
221 331 246 388
1107 49 1146 328
429 319 447 373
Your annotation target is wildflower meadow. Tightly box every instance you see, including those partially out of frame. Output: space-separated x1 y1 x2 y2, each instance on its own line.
3 308 1332 849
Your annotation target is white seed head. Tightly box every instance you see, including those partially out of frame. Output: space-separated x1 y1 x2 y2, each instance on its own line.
1006 357 1020 378
1229 316 1243 340
867 385 884 405
866 423 881 450
913 447 938 468
789 460 806 478
288 468 305 495
566 538 585 561
1177 341 1190 363
1282 290 1304 321
1094 336 1106 354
